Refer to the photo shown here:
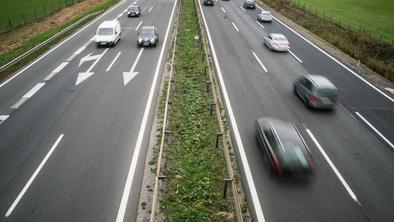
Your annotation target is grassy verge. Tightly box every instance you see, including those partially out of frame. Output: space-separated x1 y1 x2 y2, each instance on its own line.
0 0 119 82
292 0 394 43
159 0 233 220
261 0 394 81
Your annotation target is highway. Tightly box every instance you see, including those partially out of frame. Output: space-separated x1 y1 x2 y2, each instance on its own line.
199 0 394 222
0 0 177 221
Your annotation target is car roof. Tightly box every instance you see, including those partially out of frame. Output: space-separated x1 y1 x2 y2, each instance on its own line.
270 33 286 38
141 26 155 30
308 75 337 89
99 20 118 28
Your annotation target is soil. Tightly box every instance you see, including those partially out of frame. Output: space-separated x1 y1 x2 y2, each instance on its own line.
0 0 107 55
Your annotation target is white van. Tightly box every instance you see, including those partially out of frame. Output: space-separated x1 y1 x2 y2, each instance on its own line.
95 20 121 47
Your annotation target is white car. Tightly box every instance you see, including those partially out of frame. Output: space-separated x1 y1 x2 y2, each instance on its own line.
95 20 121 47
264 33 289 51
257 10 272 22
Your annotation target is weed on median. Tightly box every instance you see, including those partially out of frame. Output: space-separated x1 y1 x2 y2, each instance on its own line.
159 0 233 220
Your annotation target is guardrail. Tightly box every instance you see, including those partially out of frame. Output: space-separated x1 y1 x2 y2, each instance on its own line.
0 10 102 74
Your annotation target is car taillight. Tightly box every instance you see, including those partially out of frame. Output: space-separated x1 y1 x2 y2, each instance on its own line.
310 95 317 102
271 156 282 174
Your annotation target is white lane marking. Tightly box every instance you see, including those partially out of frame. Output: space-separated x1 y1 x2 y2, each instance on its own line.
198 1 265 221
135 21 143 31
255 5 394 103
385 87 394 95
0 0 127 88
66 45 88 62
123 48 144 85
44 62 69 81
255 20 265 29
252 51 268 72
123 9 128 13
5 134 64 217
240 6 246 11
76 49 108 86
148 6 153 13
0 115 9 125
289 50 303 63
117 13 123 18
133 1 136 4
115 0 178 221
306 129 360 205
232 22 239 32
11 83 45 109
221 7 226 13
355 112 394 150
106 52 122 72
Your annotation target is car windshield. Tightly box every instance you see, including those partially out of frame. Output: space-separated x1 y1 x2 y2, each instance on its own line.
262 12 271 16
98 28 113 35
140 28 154 36
129 6 138 11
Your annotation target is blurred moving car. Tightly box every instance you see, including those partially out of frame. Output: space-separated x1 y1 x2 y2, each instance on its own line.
257 10 272 22
127 4 141 17
244 0 256 9
256 117 314 176
264 33 289 51
95 20 121 47
293 75 338 109
203 0 214 6
137 26 159 47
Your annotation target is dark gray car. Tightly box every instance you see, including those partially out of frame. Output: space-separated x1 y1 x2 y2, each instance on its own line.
256 117 314 176
137 26 159 47
127 4 141 17
243 0 256 9
293 74 338 109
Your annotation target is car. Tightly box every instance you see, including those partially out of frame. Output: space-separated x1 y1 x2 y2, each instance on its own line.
127 4 141 17
203 0 214 6
256 117 314 176
293 75 338 109
257 10 272 22
137 26 159 47
244 0 256 9
264 33 289 51
95 20 121 47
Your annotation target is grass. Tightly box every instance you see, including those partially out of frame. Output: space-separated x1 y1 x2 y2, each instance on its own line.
159 0 232 220
0 0 119 82
262 0 394 81
0 0 82 32
292 0 394 43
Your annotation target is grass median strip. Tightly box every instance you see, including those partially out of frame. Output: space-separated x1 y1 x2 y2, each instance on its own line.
159 0 233 220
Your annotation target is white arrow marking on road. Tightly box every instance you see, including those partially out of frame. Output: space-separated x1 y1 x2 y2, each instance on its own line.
76 49 108 86
123 48 144 86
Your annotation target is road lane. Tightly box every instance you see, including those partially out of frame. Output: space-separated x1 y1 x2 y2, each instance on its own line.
0 0 177 221
201 1 394 221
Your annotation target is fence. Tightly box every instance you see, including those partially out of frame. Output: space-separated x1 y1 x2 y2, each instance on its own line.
290 0 393 46
0 0 83 34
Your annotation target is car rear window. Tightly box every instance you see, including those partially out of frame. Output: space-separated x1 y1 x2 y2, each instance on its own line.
273 35 287 41
316 89 337 97
263 12 271 16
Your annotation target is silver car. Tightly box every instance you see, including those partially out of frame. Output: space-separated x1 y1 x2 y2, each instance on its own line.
293 75 338 109
264 33 289 51
257 10 272 22
137 26 159 47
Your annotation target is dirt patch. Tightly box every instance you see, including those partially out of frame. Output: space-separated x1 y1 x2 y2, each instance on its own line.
0 0 106 55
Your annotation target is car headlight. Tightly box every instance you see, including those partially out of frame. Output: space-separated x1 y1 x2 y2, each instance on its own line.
138 38 142 42
150 38 155 43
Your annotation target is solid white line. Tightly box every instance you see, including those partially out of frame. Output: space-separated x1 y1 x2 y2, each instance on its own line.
5 134 64 217
0 115 10 125
252 51 268 72
0 0 127 88
221 7 226 13
240 6 246 11
44 62 69 81
106 52 122 72
198 1 265 222
255 5 393 103
232 22 239 32
355 112 394 150
135 21 143 31
306 129 360 205
148 6 153 13
289 50 303 63
255 20 265 29
115 0 178 221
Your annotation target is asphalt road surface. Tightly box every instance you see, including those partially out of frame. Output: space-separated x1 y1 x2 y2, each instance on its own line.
0 0 177 221
199 0 394 222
